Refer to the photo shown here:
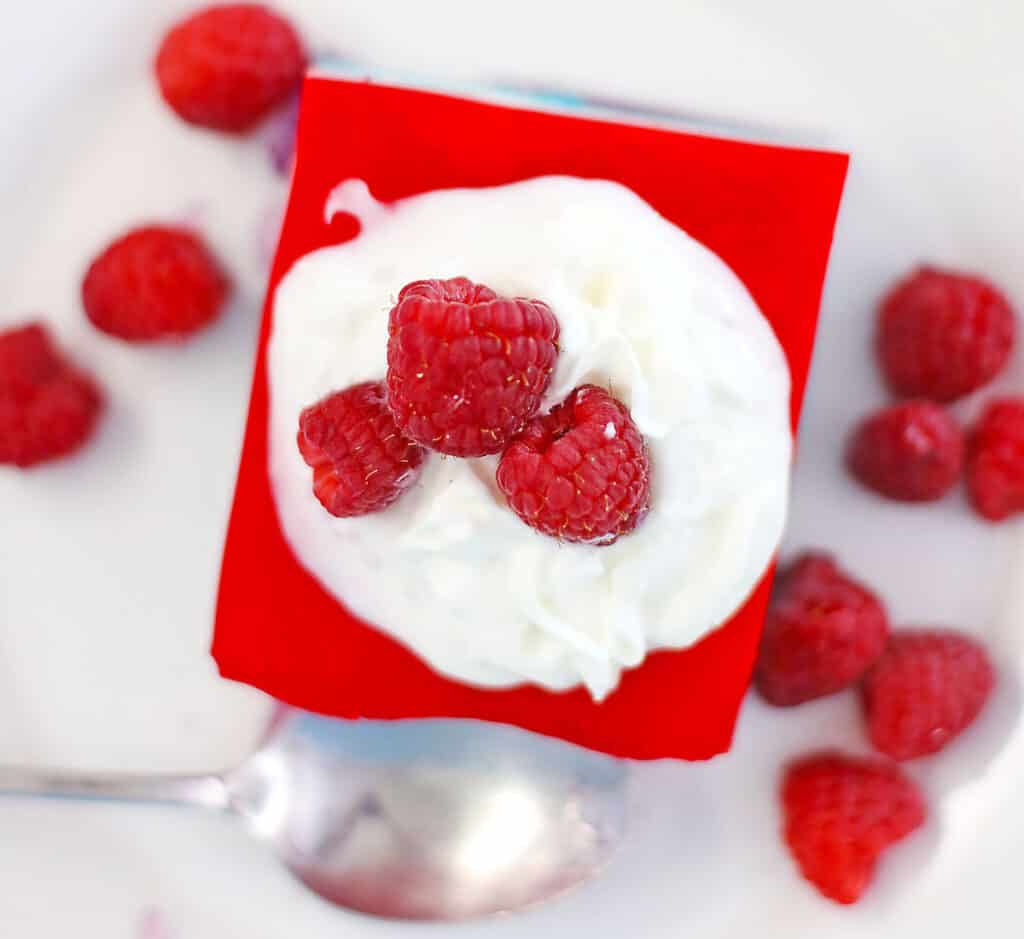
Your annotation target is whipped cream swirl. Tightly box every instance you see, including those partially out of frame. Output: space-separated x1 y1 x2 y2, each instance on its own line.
269 176 792 699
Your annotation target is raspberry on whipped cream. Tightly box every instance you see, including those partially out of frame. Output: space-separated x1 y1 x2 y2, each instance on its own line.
268 176 792 699
497 384 651 544
386 277 560 457
298 381 427 518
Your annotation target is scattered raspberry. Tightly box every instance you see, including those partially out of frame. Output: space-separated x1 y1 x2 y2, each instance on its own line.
386 277 560 457
0 323 103 467
862 630 995 760
297 381 427 518
496 385 650 545
156 4 306 133
782 753 926 905
82 226 230 342
966 398 1024 522
877 265 1015 402
846 400 964 502
755 552 890 706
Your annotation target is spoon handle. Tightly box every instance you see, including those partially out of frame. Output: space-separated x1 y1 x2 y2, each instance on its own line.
0 766 229 811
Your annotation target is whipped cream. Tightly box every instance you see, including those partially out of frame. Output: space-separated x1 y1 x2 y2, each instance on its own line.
268 176 792 699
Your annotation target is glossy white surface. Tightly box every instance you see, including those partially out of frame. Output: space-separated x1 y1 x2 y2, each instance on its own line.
1 1 1023 936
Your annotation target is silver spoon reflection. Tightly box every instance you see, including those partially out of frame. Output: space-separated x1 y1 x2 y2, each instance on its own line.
0 711 627 921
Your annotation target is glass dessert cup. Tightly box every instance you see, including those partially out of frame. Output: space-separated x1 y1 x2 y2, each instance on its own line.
211 71 847 919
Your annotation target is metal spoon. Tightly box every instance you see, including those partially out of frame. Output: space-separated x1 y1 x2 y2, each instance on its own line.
0 710 627 921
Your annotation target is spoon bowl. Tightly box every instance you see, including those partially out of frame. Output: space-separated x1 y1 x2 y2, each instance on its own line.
0 710 627 921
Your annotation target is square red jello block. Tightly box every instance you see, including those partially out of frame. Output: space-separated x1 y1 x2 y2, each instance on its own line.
214 74 848 760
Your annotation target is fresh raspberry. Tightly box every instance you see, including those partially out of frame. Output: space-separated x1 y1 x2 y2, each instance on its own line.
877 265 1015 402
82 226 231 342
862 630 995 760
0 322 103 467
755 552 889 706
155 4 306 133
782 753 926 905
496 385 651 545
297 381 427 518
385 277 560 457
966 398 1024 521
846 400 964 502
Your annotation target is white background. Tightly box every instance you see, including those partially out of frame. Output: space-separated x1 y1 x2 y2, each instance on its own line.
1 1 1023 936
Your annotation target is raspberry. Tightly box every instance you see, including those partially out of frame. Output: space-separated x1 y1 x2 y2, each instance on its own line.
297 381 427 518
846 400 964 502
755 552 890 706
82 226 231 342
0 322 103 467
782 753 926 905
496 385 651 545
967 398 1024 521
877 265 1015 402
155 4 306 133
862 630 995 760
385 277 560 457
